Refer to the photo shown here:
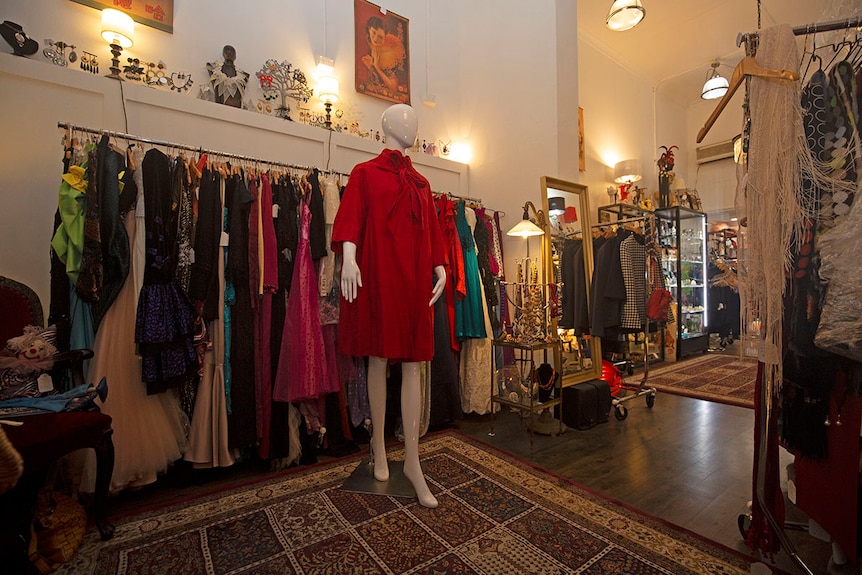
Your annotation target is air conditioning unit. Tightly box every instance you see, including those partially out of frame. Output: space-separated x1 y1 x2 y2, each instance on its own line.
696 139 735 164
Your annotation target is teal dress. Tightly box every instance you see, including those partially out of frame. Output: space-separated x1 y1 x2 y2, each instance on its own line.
455 201 486 340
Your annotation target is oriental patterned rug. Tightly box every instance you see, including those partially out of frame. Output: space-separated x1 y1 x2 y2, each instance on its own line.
642 353 758 409
60 432 762 575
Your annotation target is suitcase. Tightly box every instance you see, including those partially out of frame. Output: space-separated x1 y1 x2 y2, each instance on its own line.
560 380 612 430
592 379 612 424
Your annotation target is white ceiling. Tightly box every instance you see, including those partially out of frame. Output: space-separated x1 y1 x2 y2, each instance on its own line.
577 0 859 106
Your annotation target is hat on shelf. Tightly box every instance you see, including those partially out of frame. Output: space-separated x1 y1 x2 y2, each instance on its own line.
1 21 39 56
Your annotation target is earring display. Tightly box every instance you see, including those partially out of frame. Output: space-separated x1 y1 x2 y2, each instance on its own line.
123 57 145 82
144 60 169 87
42 39 75 67
80 51 99 74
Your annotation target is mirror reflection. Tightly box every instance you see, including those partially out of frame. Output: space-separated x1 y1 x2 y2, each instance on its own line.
540 177 603 386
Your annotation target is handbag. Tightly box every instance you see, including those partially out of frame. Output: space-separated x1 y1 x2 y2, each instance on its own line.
28 488 87 573
646 256 674 322
646 288 673 321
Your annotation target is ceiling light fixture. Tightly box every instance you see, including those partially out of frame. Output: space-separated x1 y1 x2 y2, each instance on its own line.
606 0 646 32
701 61 729 100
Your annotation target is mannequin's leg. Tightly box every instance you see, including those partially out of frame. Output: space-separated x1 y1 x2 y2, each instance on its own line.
401 362 438 508
367 356 389 481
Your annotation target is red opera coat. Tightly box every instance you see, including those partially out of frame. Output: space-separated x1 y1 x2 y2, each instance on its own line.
331 149 448 362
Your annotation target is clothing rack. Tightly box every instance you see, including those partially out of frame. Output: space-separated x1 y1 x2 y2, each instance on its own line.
433 191 505 218
739 16 862 48
736 17 862 575
57 122 352 179
591 216 648 229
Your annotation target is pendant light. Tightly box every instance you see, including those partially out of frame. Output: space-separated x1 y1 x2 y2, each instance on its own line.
701 61 729 100
606 0 646 32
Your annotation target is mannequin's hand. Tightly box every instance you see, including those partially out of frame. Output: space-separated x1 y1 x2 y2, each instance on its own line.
429 265 446 306
341 242 362 303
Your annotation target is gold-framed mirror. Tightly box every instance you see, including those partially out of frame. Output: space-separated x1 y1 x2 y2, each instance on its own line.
540 176 603 386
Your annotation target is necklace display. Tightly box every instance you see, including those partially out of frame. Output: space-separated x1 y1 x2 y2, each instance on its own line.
1 21 38 56
168 72 194 93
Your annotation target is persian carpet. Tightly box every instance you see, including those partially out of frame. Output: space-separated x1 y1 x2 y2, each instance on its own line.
60 432 761 575
642 353 758 409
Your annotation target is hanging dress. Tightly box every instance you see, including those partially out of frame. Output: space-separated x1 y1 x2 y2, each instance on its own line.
436 196 466 352
225 174 256 450
85 147 188 493
274 198 332 403
459 206 493 415
455 201 486 340
135 149 198 394
249 175 278 459
185 175 234 469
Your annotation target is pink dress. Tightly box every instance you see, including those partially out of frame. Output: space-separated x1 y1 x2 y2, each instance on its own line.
274 199 334 402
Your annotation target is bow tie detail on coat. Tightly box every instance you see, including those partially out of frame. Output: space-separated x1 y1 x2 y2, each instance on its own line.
384 150 427 233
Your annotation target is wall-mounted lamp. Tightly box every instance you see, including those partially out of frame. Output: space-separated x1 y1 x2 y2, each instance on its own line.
507 201 546 239
100 8 134 80
317 74 339 130
701 61 729 100
606 0 646 32
613 159 642 201
507 201 546 261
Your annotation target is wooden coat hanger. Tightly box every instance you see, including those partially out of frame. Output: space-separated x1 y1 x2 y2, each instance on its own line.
696 55 800 143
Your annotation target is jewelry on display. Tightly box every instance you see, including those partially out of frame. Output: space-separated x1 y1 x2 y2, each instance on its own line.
80 52 99 74
144 61 169 87
42 39 75 67
254 58 313 120
168 72 194 93
1 21 38 56
123 58 144 82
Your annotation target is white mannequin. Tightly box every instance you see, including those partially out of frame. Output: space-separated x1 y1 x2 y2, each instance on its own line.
341 104 445 508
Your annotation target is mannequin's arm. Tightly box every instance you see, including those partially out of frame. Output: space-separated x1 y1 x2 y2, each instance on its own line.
341 241 362 303
429 265 446 306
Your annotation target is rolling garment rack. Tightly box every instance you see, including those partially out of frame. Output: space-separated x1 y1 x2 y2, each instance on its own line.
588 216 658 420
698 16 862 575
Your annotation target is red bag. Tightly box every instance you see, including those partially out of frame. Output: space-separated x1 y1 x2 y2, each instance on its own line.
646 288 673 321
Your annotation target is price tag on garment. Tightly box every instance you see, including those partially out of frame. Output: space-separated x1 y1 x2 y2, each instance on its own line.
272 204 279 218
220 231 230 247
37 373 55 394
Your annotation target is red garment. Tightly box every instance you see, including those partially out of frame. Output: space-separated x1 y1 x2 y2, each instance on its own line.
332 149 447 362
436 196 465 352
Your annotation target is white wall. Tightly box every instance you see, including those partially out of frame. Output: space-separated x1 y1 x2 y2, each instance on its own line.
685 90 746 219
577 38 689 220
0 0 572 306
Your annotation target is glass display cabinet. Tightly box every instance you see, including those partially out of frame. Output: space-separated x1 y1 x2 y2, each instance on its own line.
655 206 708 359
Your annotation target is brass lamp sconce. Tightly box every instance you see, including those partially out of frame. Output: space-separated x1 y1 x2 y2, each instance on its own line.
317 75 339 130
507 201 547 258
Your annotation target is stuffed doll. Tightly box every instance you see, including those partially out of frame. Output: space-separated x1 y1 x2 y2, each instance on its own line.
0 325 58 400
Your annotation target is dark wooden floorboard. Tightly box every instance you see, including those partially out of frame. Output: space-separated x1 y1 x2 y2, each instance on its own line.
455 379 844 575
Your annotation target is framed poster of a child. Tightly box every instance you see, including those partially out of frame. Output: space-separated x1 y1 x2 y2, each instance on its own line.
355 0 411 104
